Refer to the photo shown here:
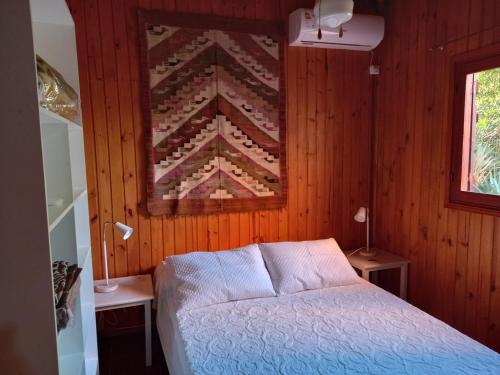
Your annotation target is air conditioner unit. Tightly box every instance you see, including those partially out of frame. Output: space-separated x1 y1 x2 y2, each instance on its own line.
289 8 384 51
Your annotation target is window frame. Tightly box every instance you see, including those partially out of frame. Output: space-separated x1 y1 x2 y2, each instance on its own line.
448 48 500 215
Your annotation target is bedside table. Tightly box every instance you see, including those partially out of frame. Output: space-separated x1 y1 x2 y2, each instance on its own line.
94 274 154 366
345 249 410 300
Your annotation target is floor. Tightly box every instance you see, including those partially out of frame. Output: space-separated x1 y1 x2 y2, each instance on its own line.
98 330 169 375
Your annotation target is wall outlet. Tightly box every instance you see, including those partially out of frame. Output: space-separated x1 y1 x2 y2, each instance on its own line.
369 65 380 75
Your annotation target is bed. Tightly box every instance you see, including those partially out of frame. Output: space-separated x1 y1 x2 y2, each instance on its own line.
154 239 500 375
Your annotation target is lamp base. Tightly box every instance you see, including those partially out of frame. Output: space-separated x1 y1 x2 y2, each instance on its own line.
94 280 119 293
359 248 377 257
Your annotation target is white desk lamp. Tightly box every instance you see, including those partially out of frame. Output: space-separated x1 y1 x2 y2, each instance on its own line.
94 221 134 293
352 206 376 257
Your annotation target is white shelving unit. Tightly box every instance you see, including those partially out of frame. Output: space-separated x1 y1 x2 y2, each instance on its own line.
44 116 98 374
0 0 97 372
32 0 99 371
0 0 98 373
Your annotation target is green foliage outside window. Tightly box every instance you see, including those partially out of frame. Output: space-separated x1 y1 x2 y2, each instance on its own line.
471 67 500 195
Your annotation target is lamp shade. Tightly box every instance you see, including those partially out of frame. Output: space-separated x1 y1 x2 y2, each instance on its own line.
313 0 354 29
114 221 133 240
354 207 367 223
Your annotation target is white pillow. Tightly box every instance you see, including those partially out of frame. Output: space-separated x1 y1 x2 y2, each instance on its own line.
258 238 360 295
165 244 276 311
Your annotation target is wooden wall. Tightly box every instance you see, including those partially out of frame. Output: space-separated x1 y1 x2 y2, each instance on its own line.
67 0 373 281
373 0 500 351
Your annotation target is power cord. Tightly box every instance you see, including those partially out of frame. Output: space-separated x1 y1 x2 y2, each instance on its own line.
348 247 364 257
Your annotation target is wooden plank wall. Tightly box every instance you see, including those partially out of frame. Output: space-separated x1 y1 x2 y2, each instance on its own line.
373 0 500 351
67 0 373 282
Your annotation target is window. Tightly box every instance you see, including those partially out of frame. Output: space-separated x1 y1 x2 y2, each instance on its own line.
449 49 500 214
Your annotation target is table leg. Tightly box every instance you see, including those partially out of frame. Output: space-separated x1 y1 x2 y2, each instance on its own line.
400 264 408 300
371 271 379 285
145 301 152 366
361 269 370 281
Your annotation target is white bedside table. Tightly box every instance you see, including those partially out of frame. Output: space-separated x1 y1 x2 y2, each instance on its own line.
94 274 154 366
345 248 410 300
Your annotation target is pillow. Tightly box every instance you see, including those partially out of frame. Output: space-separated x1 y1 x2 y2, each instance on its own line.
165 244 276 312
258 238 360 295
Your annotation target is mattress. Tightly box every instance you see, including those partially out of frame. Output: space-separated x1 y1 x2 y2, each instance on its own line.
155 263 500 375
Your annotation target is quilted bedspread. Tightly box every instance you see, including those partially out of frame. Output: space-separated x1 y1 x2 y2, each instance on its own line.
167 281 500 375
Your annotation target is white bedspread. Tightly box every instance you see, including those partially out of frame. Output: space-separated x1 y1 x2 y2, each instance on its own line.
156 271 500 374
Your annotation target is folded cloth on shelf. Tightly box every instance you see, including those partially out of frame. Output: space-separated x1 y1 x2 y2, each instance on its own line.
52 260 69 306
57 265 81 308
52 261 82 332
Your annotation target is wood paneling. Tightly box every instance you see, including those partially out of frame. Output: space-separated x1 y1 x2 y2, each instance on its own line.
68 0 500 353
68 0 372 282
373 0 500 351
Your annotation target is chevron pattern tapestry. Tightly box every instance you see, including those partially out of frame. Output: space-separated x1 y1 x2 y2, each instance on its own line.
139 11 286 215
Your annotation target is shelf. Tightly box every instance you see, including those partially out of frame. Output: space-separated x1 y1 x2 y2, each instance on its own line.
56 247 96 374
39 106 82 130
81 301 96 348
49 202 74 232
74 188 87 202
74 194 91 251
77 245 91 267
84 357 98 375
79 248 94 316
56 296 84 362
49 189 87 232
79 248 96 352
58 352 84 375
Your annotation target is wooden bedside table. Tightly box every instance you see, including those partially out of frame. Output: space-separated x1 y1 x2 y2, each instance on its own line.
94 274 154 366
345 249 410 300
